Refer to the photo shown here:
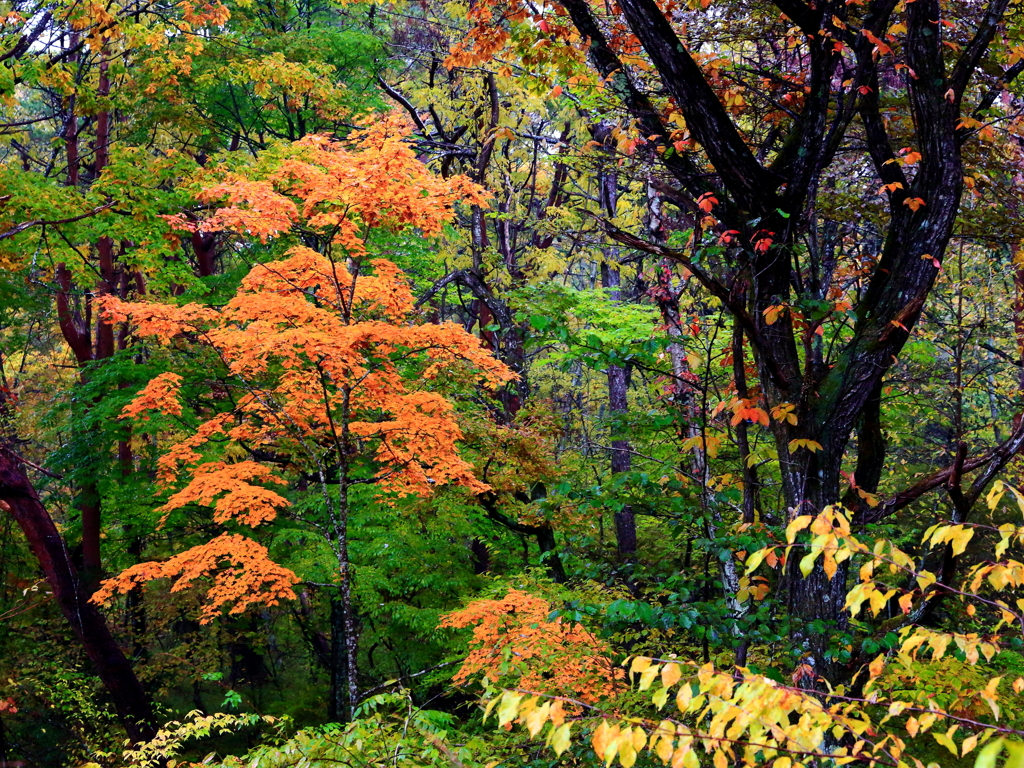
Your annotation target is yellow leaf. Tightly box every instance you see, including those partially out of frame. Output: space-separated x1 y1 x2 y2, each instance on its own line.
868 654 886 678
868 587 889 616
497 692 523 726
676 684 693 712
656 734 673 764
788 438 823 453
661 662 682 689
593 722 619 762
824 552 837 579
551 723 572 756
619 739 637 768
525 700 550 736
672 742 695 768
786 515 813 543
630 657 652 679
963 734 980 757
947 525 974 557
898 593 913 614
639 664 660 691
800 549 820 577
632 725 647 751
933 730 958 755
744 549 767 575
906 716 919 737
652 687 668 709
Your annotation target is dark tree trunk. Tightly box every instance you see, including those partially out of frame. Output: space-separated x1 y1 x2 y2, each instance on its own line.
596 125 637 560
328 593 352 722
0 449 156 742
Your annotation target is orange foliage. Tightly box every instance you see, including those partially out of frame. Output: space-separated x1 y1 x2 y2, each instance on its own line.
198 115 487 254
440 590 624 704
93 117 515 621
159 461 289 527
120 372 184 420
92 534 298 624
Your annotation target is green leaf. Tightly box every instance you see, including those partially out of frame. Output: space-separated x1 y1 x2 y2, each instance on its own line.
975 738 1004 768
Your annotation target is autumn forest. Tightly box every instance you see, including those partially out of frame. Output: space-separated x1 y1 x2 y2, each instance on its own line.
5 0 1024 764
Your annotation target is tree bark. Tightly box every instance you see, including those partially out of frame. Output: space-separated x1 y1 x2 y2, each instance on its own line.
0 448 156 742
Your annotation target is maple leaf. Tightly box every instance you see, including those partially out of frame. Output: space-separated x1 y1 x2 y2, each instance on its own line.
121 372 184 420
91 533 299 623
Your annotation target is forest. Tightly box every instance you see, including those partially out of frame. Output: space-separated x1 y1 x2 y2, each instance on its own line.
5 0 1024 763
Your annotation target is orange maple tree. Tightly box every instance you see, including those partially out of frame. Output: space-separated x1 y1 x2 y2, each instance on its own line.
441 589 624 705
92 116 515 718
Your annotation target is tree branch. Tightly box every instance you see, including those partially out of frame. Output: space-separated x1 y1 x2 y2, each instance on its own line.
0 202 114 242
601 222 791 390
614 0 779 213
857 413 1024 524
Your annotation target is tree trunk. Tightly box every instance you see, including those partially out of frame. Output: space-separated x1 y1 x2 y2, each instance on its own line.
0 449 156 742
328 593 351 722
596 126 637 560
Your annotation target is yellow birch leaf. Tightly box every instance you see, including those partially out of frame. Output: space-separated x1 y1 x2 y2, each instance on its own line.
593 721 615 759
652 687 669 710
948 526 974 557
525 701 550 736
630 657 652 679
824 550 838 579
963 734 980 757
671 744 692 768
551 723 572 756
656 735 674 764
497 692 523 726
899 593 914 614
786 515 813 543
619 739 637 768
800 549 820 577
662 663 682 689
869 654 886 678
933 731 957 755
639 664 661 691
676 684 693 712
744 549 767 575
906 716 919 737
633 725 647 751
869 587 888 616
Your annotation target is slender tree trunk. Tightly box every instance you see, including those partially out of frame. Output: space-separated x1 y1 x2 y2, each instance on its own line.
596 127 637 560
328 593 351 722
325 384 359 723
601 264 637 558
330 483 359 722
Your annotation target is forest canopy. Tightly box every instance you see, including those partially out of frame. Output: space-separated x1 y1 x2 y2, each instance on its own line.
4 0 1024 764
